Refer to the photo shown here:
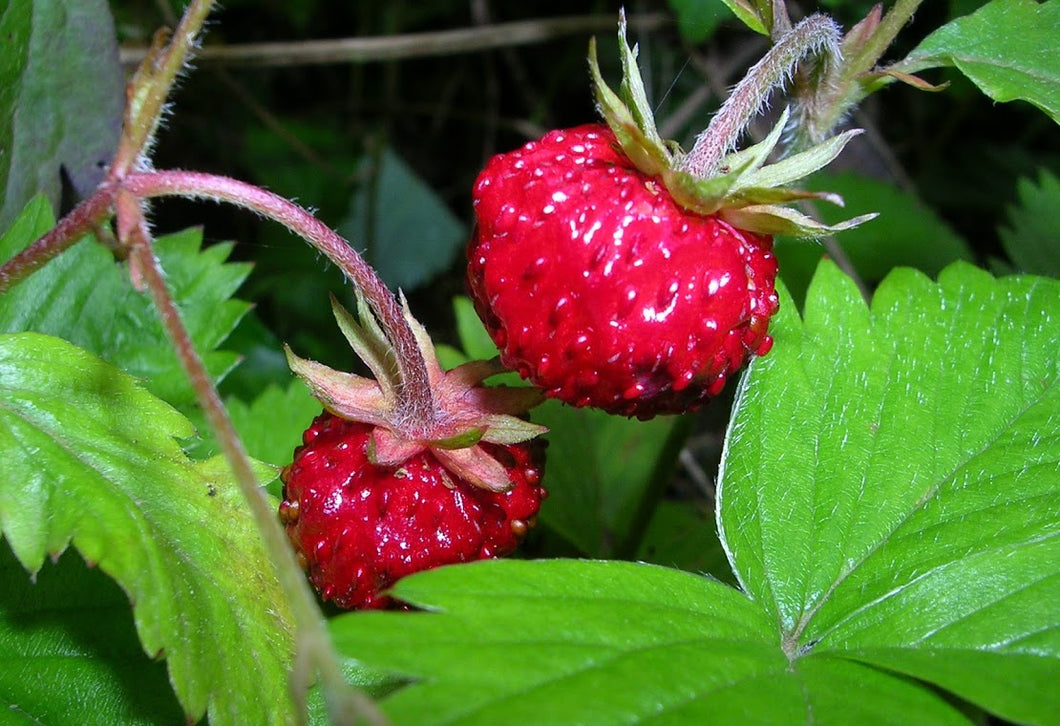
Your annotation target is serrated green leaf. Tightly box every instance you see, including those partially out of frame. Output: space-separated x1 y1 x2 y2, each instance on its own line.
775 171 975 304
901 0 1060 123
0 199 252 411
719 261 1060 724
999 170 1060 277
339 147 466 291
188 379 320 472
0 0 123 230
330 559 970 725
0 540 183 725
0 333 295 724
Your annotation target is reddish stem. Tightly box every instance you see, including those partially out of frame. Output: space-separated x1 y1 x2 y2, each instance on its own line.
121 169 435 426
0 188 116 295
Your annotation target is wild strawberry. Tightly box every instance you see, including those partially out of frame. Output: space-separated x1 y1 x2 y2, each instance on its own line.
469 123 780 418
280 413 545 610
468 16 873 419
280 292 547 609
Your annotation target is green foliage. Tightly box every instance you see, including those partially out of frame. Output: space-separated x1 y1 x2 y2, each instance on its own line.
636 499 735 583
999 170 1060 277
0 0 122 229
224 380 322 467
0 333 295 725
0 197 252 412
775 171 975 304
0 541 184 724
339 147 468 291
666 0 730 44
329 262 1060 725
902 0 1060 123
721 261 1060 725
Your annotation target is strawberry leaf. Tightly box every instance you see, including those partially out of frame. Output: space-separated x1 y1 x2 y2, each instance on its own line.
900 0 1060 123
0 333 295 724
0 540 184 724
328 559 969 724
719 261 1060 725
0 197 252 411
0 0 122 230
999 170 1060 277
713 0 769 37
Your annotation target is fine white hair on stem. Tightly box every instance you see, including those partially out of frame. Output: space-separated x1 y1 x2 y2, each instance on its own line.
681 14 842 178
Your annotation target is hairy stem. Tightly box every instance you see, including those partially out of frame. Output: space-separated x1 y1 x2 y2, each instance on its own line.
0 188 115 295
112 0 216 174
114 190 383 725
122 169 435 426
813 0 925 138
681 14 842 178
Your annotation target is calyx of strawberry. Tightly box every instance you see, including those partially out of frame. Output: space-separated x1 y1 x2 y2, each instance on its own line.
589 13 876 237
285 292 546 491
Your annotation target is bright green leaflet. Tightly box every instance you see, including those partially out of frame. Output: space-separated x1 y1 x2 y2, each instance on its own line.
719 261 1060 725
328 559 968 725
0 333 294 725
900 0 1060 123
0 0 123 230
0 541 183 725
0 197 252 412
999 170 1060 278
224 380 321 467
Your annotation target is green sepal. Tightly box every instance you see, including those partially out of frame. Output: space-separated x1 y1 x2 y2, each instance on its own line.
331 291 400 400
433 428 487 450
717 106 790 177
589 18 875 237
720 204 878 237
589 22 672 176
734 128 863 191
480 412 549 445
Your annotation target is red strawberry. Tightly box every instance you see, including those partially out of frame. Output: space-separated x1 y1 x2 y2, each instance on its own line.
469 123 779 418
280 412 545 610
281 292 547 609
467 19 872 419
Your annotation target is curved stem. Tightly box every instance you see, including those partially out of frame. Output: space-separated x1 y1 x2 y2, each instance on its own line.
681 14 842 178
122 169 435 425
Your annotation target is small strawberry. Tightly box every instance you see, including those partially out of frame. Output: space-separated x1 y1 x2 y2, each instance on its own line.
468 16 874 419
280 292 547 609
280 413 545 610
